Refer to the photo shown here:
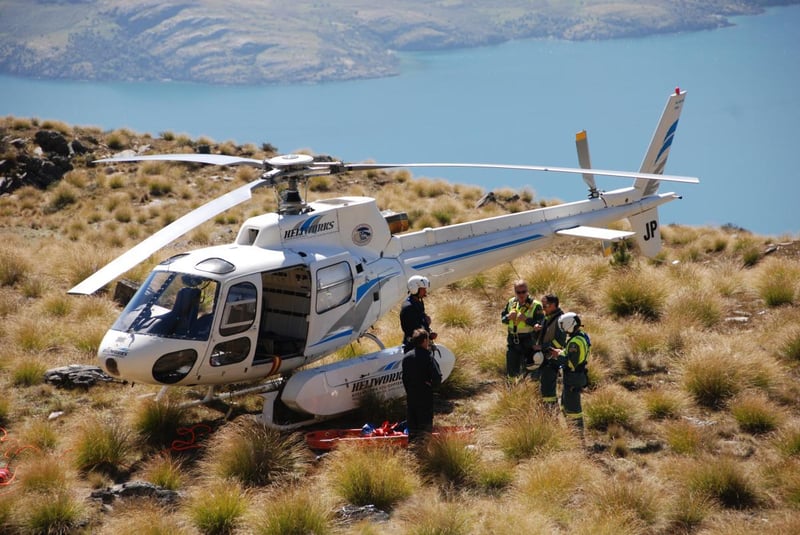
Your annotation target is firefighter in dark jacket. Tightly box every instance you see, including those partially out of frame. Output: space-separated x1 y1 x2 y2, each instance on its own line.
545 312 590 436
536 294 567 410
402 328 442 441
501 280 543 377
400 275 437 353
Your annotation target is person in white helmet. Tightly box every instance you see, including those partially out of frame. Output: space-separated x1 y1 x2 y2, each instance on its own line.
544 311 591 436
400 275 437 353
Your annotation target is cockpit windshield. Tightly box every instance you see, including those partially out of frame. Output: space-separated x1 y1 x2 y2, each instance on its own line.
112 272 219 341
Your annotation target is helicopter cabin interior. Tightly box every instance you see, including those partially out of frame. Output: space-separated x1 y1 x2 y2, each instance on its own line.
254 265 312 364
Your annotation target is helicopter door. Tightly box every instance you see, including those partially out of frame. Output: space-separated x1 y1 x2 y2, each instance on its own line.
195 275 260 382
254 265 312 364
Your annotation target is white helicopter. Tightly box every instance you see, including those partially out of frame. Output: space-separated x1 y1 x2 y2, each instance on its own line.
69 88 696 429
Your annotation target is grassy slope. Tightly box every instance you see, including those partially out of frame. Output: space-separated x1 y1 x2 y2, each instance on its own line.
0 0 785 84
0 117 799 533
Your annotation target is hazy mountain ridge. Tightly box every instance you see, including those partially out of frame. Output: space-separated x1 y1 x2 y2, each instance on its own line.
1 0 797 85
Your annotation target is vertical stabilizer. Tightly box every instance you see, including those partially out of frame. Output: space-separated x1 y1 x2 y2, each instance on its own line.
635 88 686 197
629 89 687 257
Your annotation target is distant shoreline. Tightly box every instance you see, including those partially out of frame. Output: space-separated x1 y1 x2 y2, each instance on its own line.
1 1 798 85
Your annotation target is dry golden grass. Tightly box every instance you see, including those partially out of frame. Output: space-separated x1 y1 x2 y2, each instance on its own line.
0 118 798 533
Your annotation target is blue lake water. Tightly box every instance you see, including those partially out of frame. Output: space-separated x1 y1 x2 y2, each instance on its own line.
2 5 798 237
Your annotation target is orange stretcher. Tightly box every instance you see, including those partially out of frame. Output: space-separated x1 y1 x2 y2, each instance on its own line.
305 421 474 450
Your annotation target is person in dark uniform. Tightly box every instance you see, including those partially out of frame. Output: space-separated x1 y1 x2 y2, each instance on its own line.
536 294 567 411
545 312 590 437
400 275 437 353
402 328 442 442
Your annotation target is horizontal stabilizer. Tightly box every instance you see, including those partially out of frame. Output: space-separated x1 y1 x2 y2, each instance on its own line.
556 226 634 241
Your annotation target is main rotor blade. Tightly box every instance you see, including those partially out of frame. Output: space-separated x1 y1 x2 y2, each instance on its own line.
341 162 699 184
68 176 271 295
95 154 264 167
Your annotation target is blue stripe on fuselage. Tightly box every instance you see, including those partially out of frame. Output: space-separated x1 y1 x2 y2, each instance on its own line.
410 233 543 270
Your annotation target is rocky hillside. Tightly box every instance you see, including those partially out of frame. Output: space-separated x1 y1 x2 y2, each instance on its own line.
1 0 797 84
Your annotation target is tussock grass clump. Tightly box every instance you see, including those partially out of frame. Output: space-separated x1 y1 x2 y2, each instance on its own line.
682 456 761 509
72 415 136 475
584 384 642 431
103 499 192 535
755 257 799 307
662 419 711 455
780 327 800 363
516 451 598 520
588 474 664 530
418 431 480 486
202 418 310 487
325 444 418 510
665 491 713 532
11 358 47 386
397 492 473 535
141 452 185 491
0 246 29 286
0 397 10 426
495 404 575 460
730 392 782 434
773 423 800 457
433 294 480 328
131 397 191 449
17 453 69 493
249 486 334 535
602 267 666 321
20 419 59 451
642 388 686 420
13 490 86 535
681 346 742 409
186 482 249 535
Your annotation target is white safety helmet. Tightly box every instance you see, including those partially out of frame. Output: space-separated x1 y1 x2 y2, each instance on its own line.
526 351 545 372
558 312 581 335
407 275 431 294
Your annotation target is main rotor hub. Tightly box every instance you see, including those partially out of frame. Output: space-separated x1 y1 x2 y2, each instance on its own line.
267 154 314 168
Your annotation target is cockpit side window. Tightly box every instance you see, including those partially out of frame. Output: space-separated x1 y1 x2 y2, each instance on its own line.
316 261 353 313
219 282 258 337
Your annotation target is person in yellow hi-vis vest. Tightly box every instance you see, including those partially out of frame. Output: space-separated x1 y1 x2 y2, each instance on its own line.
501 280 543 377
544 312 590 436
